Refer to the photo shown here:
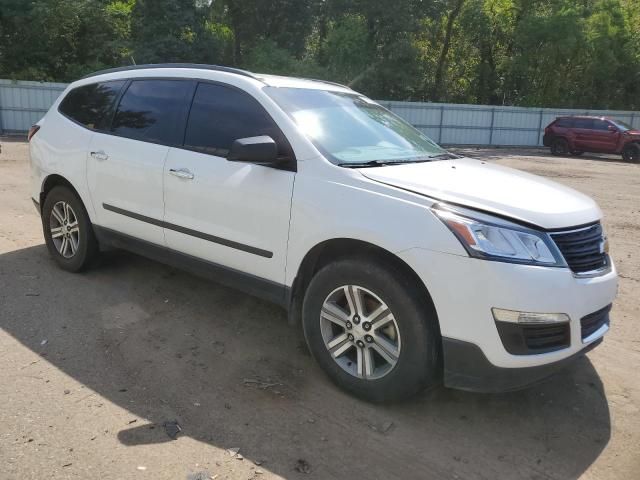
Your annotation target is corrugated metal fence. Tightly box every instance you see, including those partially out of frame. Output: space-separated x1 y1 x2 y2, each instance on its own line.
0 80 67 134
1 79 639 146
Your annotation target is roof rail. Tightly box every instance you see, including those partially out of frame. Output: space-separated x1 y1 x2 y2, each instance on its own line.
291 76 352 90
81 63 259 81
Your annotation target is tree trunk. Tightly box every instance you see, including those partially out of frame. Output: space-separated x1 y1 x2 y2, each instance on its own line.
431 0 465 102
225 0 243 65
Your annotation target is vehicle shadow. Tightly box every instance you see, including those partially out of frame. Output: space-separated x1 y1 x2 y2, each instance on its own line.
0 245 611 479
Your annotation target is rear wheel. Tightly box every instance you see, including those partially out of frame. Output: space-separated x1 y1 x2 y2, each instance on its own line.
622 143 640 163
302 257 441 403
42 186 98 272
551 138 569 156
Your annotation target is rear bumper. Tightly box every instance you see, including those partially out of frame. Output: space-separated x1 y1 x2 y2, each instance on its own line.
443 336 603 392
542 134 552 147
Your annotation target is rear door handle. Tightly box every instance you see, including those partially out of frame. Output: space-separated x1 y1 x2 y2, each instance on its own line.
90 150 109 161
169 168 195 180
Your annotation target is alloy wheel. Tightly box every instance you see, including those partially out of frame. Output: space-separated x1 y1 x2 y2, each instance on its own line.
320 285 401 380
49 201 80 258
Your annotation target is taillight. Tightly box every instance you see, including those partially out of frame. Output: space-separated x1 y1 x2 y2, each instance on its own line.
28 124 40 142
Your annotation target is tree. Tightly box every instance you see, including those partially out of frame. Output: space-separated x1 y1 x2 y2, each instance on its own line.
0 0 638 109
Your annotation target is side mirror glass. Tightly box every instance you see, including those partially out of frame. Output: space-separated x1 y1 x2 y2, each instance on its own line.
227 136 278 164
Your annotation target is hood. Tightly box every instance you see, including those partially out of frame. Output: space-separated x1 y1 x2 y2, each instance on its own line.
358 157 601 229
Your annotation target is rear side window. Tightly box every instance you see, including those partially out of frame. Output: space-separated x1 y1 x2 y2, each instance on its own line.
574 118 593 129
184 83 291 158
111 80 193 145
59 81 125 130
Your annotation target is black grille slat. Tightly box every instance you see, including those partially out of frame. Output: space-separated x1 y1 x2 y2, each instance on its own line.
550 222 607 274
580 305 611 339
495 321 570 355
523 325 569 350
556 229 602 243
559 243 602 255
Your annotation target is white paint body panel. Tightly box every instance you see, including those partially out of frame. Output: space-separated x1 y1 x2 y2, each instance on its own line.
397 248 617 367
359 158 602 229
28 66 618 375
86 132 168 245
163 147 294 284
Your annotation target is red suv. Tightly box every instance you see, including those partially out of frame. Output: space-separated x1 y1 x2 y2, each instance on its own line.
543 116 640 162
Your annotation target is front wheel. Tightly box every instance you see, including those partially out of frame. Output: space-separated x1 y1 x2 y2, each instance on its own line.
42 186 98 272
622 143 640 163
302 257 441 403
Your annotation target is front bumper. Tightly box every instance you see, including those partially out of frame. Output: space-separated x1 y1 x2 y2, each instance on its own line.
442 336 603 392
397 248 618 391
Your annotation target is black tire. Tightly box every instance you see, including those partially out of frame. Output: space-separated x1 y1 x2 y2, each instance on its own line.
42 185 99 272
551 138 569 156
302 256 441 403
570 150 584 156
622 143 640 163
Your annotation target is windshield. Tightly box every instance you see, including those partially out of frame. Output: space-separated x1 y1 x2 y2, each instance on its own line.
264 87 446 165
610 119 634 131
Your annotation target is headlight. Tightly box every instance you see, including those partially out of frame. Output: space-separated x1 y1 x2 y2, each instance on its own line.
433 204 566 267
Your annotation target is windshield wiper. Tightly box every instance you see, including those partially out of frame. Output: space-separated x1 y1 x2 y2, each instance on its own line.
338 160 398 168
338 153 461 168
338 158 435 168
428 152 460 160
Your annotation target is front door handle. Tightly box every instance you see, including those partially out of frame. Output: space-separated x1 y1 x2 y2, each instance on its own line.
90 150 109 161
169 168 195 180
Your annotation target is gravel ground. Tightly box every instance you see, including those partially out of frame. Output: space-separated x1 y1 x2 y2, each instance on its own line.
0 140 638 480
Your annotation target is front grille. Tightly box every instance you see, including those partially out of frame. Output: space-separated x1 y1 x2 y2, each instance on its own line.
550 222 607 274
495 321 571 355
581 305 611 340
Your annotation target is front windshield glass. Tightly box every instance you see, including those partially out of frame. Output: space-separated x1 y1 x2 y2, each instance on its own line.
264 87 446 165
610 119 634 131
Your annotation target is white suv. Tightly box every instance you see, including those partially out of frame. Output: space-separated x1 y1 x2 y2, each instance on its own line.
29 64 617 402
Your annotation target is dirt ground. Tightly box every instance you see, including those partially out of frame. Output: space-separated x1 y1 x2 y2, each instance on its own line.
0 139 638 480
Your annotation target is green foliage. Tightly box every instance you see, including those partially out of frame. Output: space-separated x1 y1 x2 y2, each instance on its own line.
0 0 638 108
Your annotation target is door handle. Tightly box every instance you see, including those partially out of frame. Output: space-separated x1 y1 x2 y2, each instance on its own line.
169 168 195 180
90 150 109 161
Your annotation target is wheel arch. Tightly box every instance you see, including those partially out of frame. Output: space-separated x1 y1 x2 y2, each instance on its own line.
287 238 439 332
551 135 571 147
622 141 640 161
40 174 83 214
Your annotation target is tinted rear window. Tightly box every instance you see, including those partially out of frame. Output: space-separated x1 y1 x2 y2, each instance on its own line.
111 79 193 145
184 83 290 158
59 81 125 130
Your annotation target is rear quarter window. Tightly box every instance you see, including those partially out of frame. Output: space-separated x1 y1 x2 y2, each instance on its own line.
554 118 574 128
58 81 126 130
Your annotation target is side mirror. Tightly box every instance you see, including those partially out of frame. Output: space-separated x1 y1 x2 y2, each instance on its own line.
608 125 618 133
227 136 278 164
